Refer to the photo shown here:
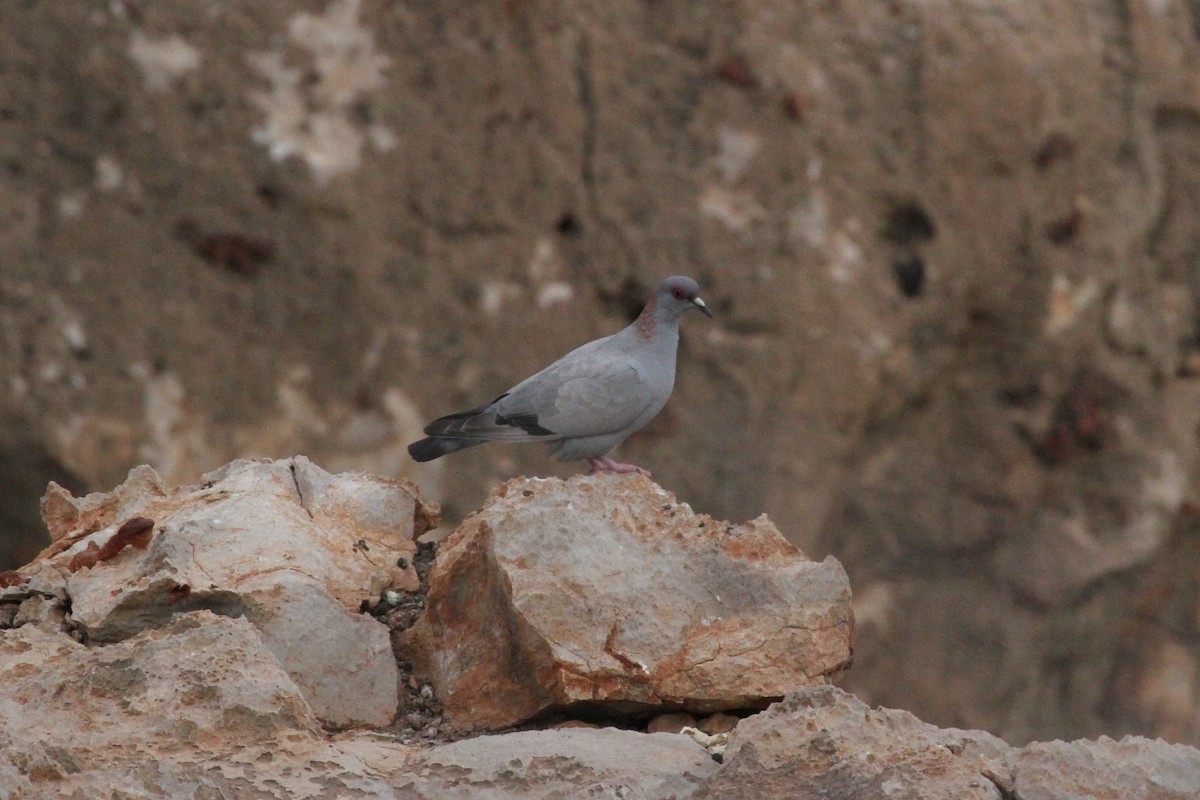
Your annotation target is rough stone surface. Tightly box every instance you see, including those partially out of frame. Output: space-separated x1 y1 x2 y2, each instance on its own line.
4 460 1200 797
0 613 321 756
0 609 716 799
700 686 1200 799
10 457 431 728
402 474 852 730
1010 736 1200 800
396 728 719 799
5 0 1200 746
0 618 417 798
236 569 398 727
700 686 1011 800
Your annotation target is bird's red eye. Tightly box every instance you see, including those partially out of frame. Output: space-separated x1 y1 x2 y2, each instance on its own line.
673 289 684 299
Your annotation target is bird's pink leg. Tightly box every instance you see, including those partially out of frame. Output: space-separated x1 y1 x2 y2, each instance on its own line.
587 457 652 477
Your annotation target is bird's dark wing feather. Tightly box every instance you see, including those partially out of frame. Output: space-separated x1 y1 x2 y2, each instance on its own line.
421 396 558 442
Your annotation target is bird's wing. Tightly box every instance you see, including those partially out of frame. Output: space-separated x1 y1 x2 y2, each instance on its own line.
496 348 655 439
423 335 655 443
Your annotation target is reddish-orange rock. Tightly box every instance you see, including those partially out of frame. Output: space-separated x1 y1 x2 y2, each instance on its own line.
402 474 853 731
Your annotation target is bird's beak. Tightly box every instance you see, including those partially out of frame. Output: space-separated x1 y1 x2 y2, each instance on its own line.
692 297 713 318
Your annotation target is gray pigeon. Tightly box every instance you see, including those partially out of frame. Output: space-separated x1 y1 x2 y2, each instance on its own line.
408 276 712 475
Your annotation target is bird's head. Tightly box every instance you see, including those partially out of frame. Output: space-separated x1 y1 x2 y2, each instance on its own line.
658 275 713 319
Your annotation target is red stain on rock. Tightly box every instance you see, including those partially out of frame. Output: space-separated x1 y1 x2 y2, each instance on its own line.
67 517 155 572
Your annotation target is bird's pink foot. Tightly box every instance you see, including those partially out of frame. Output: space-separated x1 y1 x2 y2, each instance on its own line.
587 457 652 477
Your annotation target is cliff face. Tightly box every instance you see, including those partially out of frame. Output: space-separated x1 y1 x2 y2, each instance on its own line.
4 1 1200 745
2 459 1197 798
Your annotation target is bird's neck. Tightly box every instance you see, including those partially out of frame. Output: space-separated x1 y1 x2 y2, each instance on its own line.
632 299 681 347
634 297 663 342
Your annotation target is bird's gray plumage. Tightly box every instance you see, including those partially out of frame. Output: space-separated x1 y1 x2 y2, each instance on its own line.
408 276 711 471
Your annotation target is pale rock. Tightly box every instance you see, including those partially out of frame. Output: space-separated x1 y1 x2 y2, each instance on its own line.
0 613 321 765
700 685 1011 799
402 475 852 730
10 595 66 631
18 457 434 727
13 745 422 799
237 570 398 727
39 463 166 543
396 728 719 799
0 611 423 797
292 457 440 559
1010 736 1200 799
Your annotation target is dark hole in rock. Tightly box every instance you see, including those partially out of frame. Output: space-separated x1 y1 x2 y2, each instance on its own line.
892 255 926 298
556 213 580 236
1034 132 1075 170
1045 210 1082 245
881 201 936 246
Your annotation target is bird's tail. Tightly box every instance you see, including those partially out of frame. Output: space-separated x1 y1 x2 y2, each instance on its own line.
407 436 485 463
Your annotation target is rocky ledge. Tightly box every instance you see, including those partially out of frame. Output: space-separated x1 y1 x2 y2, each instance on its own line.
1 458 1197 798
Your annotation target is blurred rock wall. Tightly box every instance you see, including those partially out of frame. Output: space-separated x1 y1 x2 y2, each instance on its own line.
3 0 1200 745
